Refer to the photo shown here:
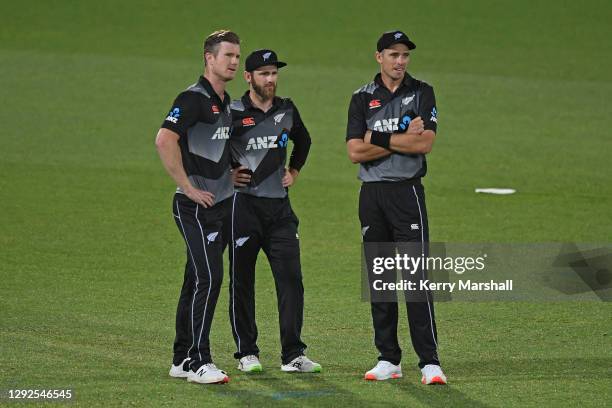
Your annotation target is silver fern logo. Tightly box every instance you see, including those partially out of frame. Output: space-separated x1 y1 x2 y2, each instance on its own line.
206 232 219 244
235 236 250 247
402 95 415 106
273 113 285 125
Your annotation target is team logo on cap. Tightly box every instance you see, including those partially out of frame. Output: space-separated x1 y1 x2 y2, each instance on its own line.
263 52 272 61
394 32 403 39
369 99 381 109
242 117 255 126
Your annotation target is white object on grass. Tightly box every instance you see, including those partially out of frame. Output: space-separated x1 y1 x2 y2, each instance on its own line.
475 188 516 195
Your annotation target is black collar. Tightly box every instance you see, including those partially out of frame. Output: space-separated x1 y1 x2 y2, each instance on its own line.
240 91 282 113
374 72 413 93
198 76 230 106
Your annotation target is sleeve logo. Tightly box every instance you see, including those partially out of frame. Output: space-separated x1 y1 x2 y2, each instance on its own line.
165 107 180 124
430 107 437 123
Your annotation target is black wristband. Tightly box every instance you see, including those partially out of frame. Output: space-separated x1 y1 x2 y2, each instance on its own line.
370 131 392 149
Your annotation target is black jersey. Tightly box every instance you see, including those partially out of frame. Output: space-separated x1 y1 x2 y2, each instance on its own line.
229 93 311 198
346 73 437 182
161 76 233 204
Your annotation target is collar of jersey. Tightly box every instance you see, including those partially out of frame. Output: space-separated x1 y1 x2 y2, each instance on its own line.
197 75 230 107
374 72 413 95
241 91 282 114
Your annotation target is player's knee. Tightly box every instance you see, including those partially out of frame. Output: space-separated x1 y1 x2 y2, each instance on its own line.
209 272 224 292
275 268 303 286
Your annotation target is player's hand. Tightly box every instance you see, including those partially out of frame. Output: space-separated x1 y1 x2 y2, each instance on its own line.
232 166 252 187
407 116 424 134
184 186 215 208
282 168 297 187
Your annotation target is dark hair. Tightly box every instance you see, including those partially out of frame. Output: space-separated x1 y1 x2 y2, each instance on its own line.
203 30 240 65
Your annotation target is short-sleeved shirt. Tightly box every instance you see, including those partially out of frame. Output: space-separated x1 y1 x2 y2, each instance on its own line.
346 73 438 182
161 76 233 204
229 92 311 198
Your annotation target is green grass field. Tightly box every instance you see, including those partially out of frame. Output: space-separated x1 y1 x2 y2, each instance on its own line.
1 1 611 406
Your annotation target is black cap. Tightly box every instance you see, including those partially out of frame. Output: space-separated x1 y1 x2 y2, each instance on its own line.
245 49 287 72
376 30 416 52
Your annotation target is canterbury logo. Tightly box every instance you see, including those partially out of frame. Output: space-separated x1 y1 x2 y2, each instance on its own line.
235 236 250 247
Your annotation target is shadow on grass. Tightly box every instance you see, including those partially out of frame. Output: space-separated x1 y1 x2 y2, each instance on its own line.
391 356 612 408
205 371 364 407
395 382 492 408
196 356 612 406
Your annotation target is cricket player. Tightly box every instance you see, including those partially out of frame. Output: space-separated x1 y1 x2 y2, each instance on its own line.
345 30 447 384
155 30 240 384
227 49 320 373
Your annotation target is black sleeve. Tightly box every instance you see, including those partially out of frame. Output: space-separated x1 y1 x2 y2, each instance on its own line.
160 91 202 137
287 103 311 171
346 93 366 141
419 85 438 133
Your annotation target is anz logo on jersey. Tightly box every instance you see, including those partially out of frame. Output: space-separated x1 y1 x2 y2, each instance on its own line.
372 115 412 132
212 126 230 140
372 118 399 132
246 130 289 151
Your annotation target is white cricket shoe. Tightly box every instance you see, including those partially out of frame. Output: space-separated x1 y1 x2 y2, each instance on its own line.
187 363 229 384
364 361 402 381
169 358 190 378
421 364 447 385
238 355 263 372
281 355 322 373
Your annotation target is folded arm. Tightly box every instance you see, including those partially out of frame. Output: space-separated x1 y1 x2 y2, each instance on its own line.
346 138 392 163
